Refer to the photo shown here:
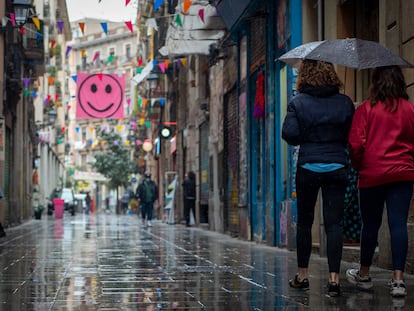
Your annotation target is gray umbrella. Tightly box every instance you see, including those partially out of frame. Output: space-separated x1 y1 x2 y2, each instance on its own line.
304 38 413 69
278 41 324 67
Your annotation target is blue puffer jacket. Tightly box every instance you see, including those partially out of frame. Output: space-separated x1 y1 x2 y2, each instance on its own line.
282 85 355 166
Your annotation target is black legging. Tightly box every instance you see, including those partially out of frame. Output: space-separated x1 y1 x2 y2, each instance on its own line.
295 166 347 273
184 198 195 225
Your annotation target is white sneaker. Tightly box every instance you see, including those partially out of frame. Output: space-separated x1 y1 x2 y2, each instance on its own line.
346 268 373 289
389 279 407 297
147 221 152 227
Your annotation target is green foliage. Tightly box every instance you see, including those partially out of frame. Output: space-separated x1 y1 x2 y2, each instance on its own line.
92 130 135 189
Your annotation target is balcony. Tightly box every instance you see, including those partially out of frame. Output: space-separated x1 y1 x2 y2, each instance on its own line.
22 20 45 75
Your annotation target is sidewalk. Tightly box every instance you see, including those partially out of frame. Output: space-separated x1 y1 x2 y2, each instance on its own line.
0 212 411 310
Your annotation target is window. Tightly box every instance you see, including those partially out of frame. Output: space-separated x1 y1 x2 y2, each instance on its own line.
126 44 131 59
109 47 115 56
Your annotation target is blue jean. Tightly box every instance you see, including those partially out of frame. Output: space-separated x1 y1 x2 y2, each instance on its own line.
140 202 154 221
359 182 413 271
296 166 348 273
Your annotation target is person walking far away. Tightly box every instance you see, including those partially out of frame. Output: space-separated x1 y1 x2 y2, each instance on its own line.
282 59 355 297
85 192 92 215
182 171 196 227
346 66 414 297
121 190 130 214
136 172 158 227
0 186 5 237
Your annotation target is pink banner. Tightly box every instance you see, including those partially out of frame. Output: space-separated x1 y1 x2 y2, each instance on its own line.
76 73 125 119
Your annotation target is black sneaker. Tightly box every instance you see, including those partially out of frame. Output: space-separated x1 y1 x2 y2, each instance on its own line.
289 274 309 290
327 281 341 297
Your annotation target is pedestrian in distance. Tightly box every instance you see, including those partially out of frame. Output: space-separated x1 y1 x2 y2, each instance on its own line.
346 66 414 297
0 186 5 238
135 172 158 227
121 190 130 214
282 59 355 297
85 192 92 215
182 171 196 227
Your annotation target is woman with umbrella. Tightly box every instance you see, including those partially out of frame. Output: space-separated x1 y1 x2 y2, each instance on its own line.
346 66 414 297
282 59 355 296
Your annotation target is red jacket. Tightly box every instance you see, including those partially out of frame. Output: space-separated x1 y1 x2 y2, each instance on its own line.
348 98 414 188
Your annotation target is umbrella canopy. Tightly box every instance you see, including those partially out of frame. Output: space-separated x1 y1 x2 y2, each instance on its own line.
278 38 414 69
278 41 324 67
279 38 413 69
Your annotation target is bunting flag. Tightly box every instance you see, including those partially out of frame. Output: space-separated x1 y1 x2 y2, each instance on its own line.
146 18 158 35
125 21 133 33
23 78 30 88
81 49 86 58
31 17 41 30
65 45 72 57
183 0 192 15
24 89 30 98
164 59 170 68
20 26 25 35
154 0 165 11
93 52 100 62
198 9 205 23
159 98 165 107
10 13 15 27
106 54 114 64
127 98 131 106
31 91 37 99
50 39 56 49
137 59 143 67
71 75 77 83
175 14 183 27
48 77 54 86
158 63 166 73
100 22 108 35
79 22 85 34
180 58 187 67
126 0 132 5
57 20 64 33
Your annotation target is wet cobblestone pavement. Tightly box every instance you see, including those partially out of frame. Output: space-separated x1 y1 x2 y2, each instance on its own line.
0 212 413 310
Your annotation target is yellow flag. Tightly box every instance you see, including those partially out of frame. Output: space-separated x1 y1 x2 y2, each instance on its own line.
31 17 40 30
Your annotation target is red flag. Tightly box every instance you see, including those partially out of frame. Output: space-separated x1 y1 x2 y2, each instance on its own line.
79 22 85 35
125 21 133 33
198 9 205 23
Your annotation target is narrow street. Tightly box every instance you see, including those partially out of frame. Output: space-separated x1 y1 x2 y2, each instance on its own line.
0 212 411 310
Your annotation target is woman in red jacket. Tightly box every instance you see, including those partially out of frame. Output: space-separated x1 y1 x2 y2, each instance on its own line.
347 66 414 297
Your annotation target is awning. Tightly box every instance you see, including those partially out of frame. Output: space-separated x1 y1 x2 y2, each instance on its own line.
213 0 251 30
132 61 154 85
159 0 227 57
73 171 107 181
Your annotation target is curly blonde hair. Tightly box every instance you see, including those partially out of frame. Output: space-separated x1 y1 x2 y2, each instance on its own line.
295 60 343 92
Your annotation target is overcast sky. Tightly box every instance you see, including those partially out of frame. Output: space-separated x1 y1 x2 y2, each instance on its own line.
66 0 138 22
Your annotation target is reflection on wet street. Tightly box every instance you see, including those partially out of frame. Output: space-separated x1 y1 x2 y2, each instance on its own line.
0 213 412 310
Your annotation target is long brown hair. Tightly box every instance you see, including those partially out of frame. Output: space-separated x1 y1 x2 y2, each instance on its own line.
295 60 343 92
368 66 408 112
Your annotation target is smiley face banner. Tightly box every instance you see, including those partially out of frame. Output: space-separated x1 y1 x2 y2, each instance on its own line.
76 73 125 119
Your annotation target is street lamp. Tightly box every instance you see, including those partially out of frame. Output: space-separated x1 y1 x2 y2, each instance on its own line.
47 109 57 125
147 73 159 92
12 0 33 26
